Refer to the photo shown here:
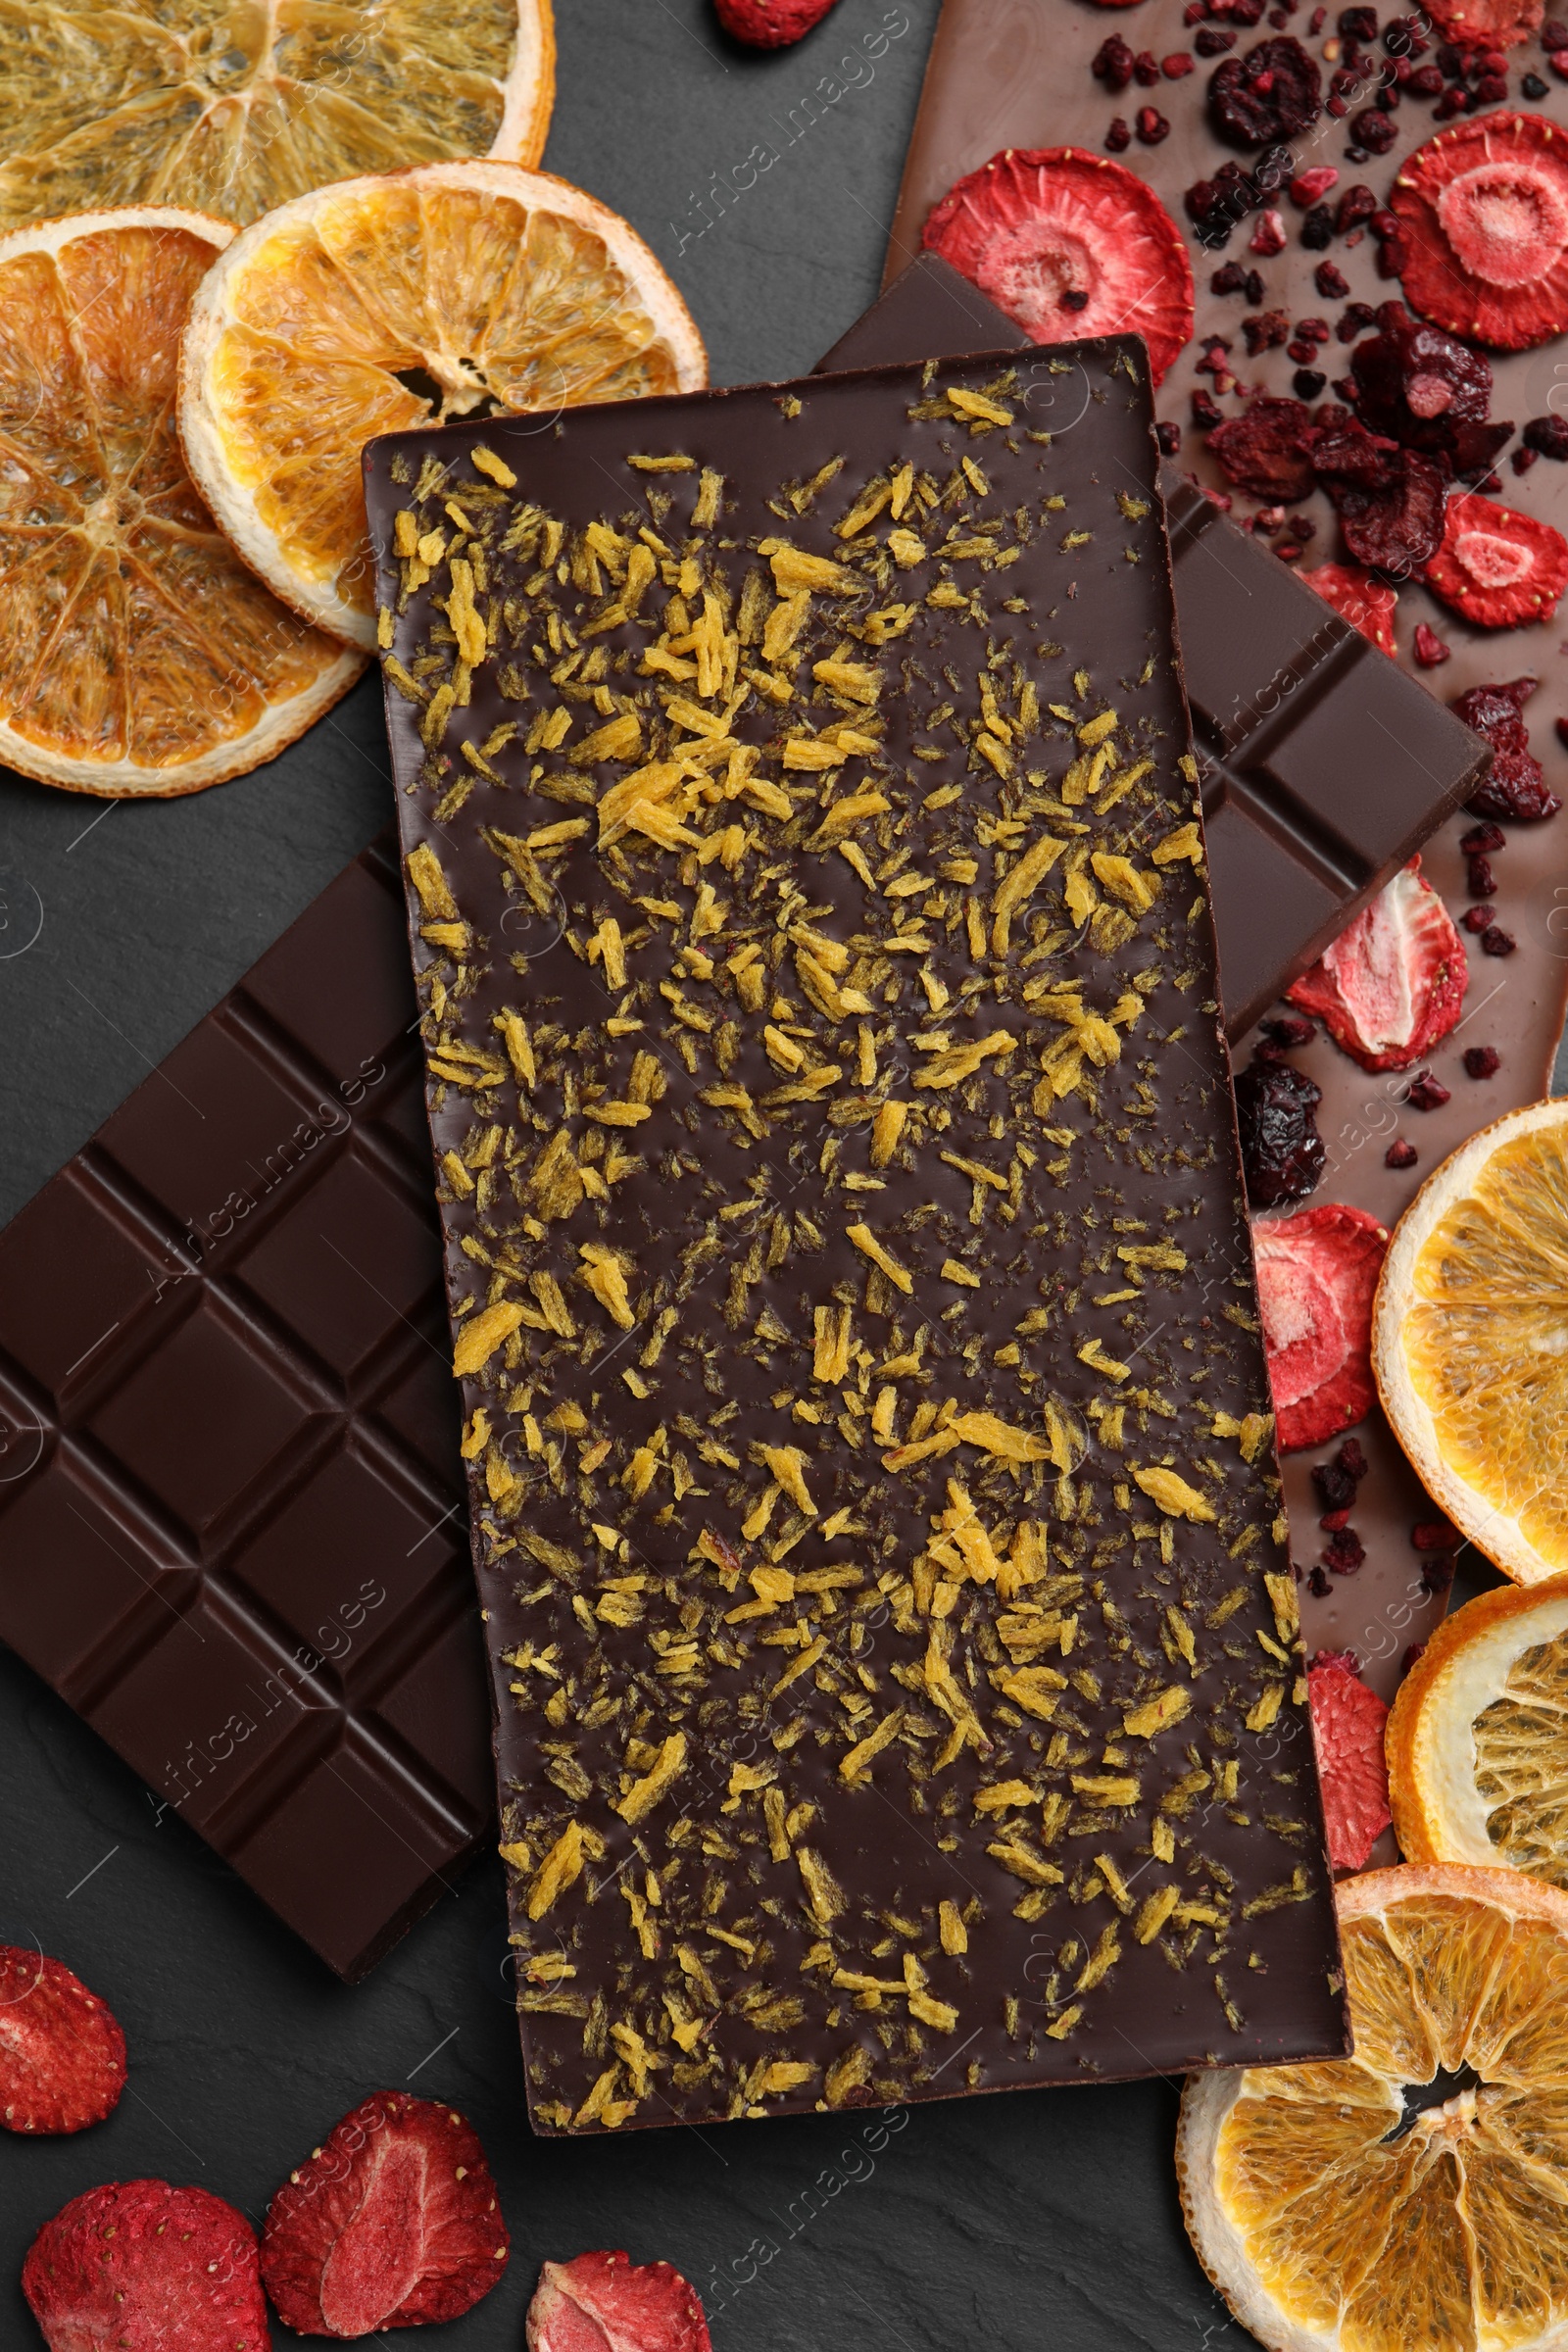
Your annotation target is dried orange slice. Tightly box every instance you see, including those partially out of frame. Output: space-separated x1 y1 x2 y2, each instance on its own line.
1180 1862 1568 2352
1374 1102 1568 1585
1389 1578 1568 1887
0 208 363 797
0 1 555 231
179 162 708 649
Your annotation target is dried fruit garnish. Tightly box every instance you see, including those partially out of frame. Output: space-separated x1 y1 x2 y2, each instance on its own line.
1391 112 1568 349
1209 36 1324 145
713 0 840 40
24 2181 269 2352
527 2251 712 2352
0 1947 125 2134
1300 561 1397 652
1312 420 1448 569
1413 620 1452 663
1464 1043 1502 1076
1234 1059 1326 1207
1306 1652 1392 1869
1425 488 1568 625
1252 1202 1389 1453
1452 673 1562 818
1348 300 1511 475
1287 858 1467 1071
1421 0 1544 45
1207 395 1318 498
262 2092 509 2334
921 147 1196 382
1525 414 1568 458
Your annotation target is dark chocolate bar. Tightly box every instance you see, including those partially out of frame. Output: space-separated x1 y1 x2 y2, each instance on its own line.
0 840 492 1982
367 345 1348 2133
817 255 1490 1039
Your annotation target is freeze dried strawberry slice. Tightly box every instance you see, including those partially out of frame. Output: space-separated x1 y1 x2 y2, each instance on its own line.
527 2251 712 2352
1287 858 1467 1072
922 147 1194 384
1252 1202 1389 1452
712 0 838 42
261 2091 509 2334
1422 0 1543 49
24 2180 269 2352
0 1945 125 2133
1392 113 1568 351
1307 1654 1392 1871
1301 562 1397 654
1424 488 1568 626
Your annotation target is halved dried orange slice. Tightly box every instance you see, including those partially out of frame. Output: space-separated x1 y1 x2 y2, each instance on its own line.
1180 1862 1568 2352
1389 1578 1568 1887
0 208 363 797
1374 1102 1568 1585
179 163 708 648
0 1 555 231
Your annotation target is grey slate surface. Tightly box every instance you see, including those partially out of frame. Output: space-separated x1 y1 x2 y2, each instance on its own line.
0 5 1244 2342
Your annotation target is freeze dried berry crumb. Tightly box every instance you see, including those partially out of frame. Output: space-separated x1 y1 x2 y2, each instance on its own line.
1325 1527 1368 1572
1352 108 1400 152
1348 300 1511 474
1468 852 1497 895
1250 207 1289 253
1420 1554 1457 1593
262 2092 509 2334
1483 922 1518 951
1301 560 1397 652
1193 387 1226 426
1320 1506 1352 1532
1313 419 1449 567
1235 1058 1327 1205
1386 1137 1419 1166
1462 819 1506 853
24 2181 268 2352
1293 164 1341 204
713 0 840 41
1525 414 1568 458
1463 903 1494 929
1211 35 1325 144
1308 1563 1333 1594
1515 444 1542 472
1208 394 1319 497
1265 1012 1317 1047
527 2252 712 2352
1453 674 1562 819
1307 1655 1392 1869
1413 620 1451 664
1339 1436 1370 1480
922 148 1195 382
1156 419 1184 455
1413 1518 1464 1549
1252 1201 1389 1449
1105 118 1133 149
1405 1068 1452 1108
1094 33 1137 85
0 1947 125 2134
1137 105 1172 140
1312 1459 1355 1510
1425 488 1568 624
1463 1044 1502 1076
1316 259 1351 295
1337 181 1380 229
1392 111 1568 348
1287 858 1467 1070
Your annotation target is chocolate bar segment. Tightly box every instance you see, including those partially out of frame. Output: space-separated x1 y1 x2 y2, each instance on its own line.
818 255 1490 1038
367 347 1348 2132
0 840 492 1982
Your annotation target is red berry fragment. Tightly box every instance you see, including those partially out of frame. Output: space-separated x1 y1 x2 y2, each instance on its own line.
1287 858 1467 1071
712 0 839 40
1250 204 1289 251
922 148 1196 384
1413 620 1452 664
1405 1067 1452 1107
1463 902 1494 929
1483 922 1518 951
24 2180 269 2352
1453 674 1561 819
1392 112 1568 349
1234 1058 1326 1205
1293 165 1341 204
1308 1653 1392 1870
1468 851 1497 894
1301 561 1397 652
0 1947 125 2134
1462 818 1506 852
1420 0 1544 42
1425 487 1568 624
1348 300 1510 473
1525 413 1568 458
1386 1137 1420 1165
1413 1518 1465 1549
1211 35 1325 143
1252 1201 1389 1450
1313 418 1449 567
527 2252 712 2352
1325 1526 1368 1572
262 2092 509 2335
1463 1044 1501 1076
1208 394 1319 497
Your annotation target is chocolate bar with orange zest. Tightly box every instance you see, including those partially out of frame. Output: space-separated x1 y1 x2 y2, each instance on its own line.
365 345 1348 2133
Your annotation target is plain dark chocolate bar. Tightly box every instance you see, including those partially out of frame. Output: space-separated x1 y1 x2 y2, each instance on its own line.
367 343 1348 2133
0 840 492 1982
817 256 1490 1039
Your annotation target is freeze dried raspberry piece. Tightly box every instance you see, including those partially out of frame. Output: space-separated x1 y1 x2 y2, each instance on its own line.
1391 113 1568 350
1252 1202 1389 1452
712 0 839 43
1209 36 1323 146
1452 673 1562 818
0 1946 125 2133
922 147 1195 383
1287 858 1467 1071
1207 395 1318 499
1301 562 1397 653
24 2180 269 2352
1348 301 1511 475
1307 1654 1392 1870
527 2251 712 2352
1422 0 1543 46
1425 488 1568 625
1312 419 1449 569
261 2092 509 2335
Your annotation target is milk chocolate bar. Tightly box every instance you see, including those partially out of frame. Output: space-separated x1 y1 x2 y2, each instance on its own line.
818 256 1490 1038
0 841 492 1981
367 345 1348 2132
